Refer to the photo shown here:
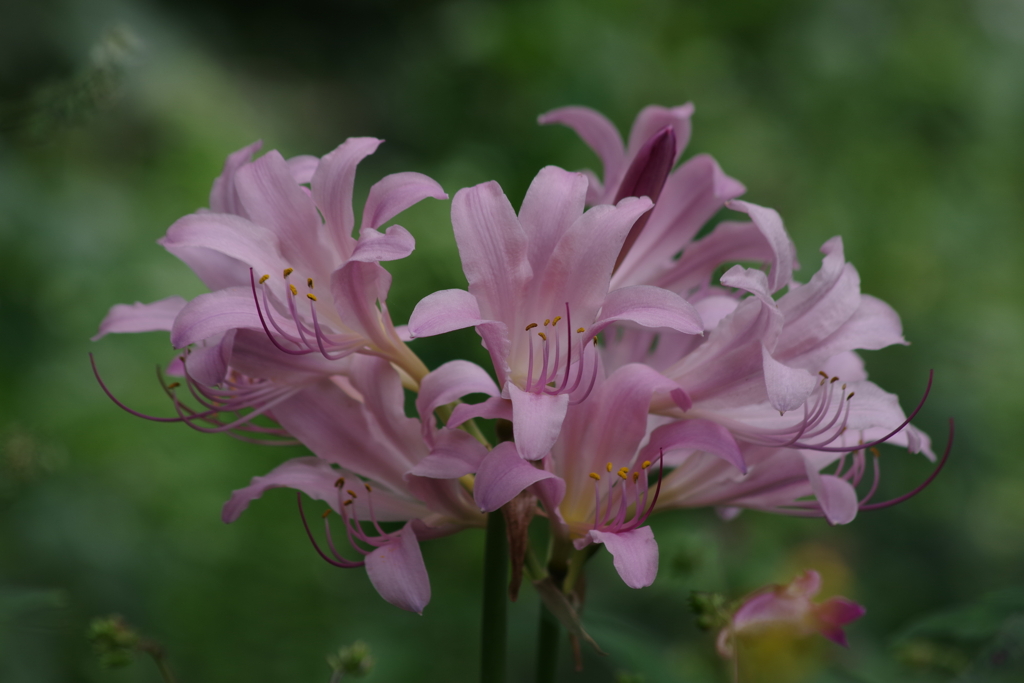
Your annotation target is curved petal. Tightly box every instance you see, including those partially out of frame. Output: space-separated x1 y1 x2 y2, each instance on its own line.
93 296 187 341
209 140 262 215
222 456 341 523
643 418 746 473
182 330 234 386
417 360 501 427
451 181 532 325
508 385 570 461
762 345 818 413
448 396 513 429
408 289 483 338
329 261 394 351
530 196 654 324
407 429 487 479
593 285 703 335
474 442 563 512
311 137 382 260
170 286 262 348
537 106 625 192
725 200 797 294
350 225 416 263
625 103 694 166
286 154 320 184
365 522 431 614
234 150 323 271
806 466 859 525
518 166 589 276
361 171 447 230
159 212 284 282
577 527 659 589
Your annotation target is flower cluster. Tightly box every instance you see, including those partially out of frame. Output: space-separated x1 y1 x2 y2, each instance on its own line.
94 104 946 622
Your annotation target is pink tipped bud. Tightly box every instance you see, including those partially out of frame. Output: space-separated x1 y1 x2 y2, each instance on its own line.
613 125 677 272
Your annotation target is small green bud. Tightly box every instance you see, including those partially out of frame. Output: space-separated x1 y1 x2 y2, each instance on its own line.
688 591 730 631
87 615 139 669
327 640 374 679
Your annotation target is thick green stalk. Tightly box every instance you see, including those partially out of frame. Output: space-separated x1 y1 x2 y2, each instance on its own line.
481 511 508 683
535 602 561 683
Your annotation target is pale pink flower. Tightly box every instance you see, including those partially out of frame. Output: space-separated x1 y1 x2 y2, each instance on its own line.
717 570 866 657
407 167 703 460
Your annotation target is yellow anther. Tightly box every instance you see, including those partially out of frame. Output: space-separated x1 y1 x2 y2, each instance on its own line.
841 383 847 390
307 278 314 289
870 447 881 458
289 284 298 296
632 472 640 483
552 316 562 326
606 462 613 473
544 319 550 326
525 323 538 331
589 472 601 481
364 483 373 492
321 509 331 519
307 293 317 301
820 378 826 386
167 382 180 389
259 274 270 284
538 332 547 341
346 489 358 498
577 327 585 334
831 376 839 383
334 477 345 488
283 268 294 277
343 499 353 507
819 371 829 378
618 470 628 480
641 460 652 469
593 338 598 346
846 392 855 400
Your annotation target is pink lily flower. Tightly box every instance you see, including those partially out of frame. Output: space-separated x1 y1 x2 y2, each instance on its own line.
470 361 744 589
222 355 487 614
716 570 866 657
407 166 704 460
95 138 447 389
538 104 750 291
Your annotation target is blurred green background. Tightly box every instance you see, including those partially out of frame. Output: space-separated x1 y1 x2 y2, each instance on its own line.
1 0 1023 681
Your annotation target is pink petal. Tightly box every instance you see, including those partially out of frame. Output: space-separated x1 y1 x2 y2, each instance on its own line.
329 261 395 351
365 522 431 614
797 294 907 369
170 286 262 348
507 385 569 461
537 106 626 194
815 597 866 643
234 150 324 271
476 320 513 388
286 154 320 185
593 285 703 335
350 225 416 263
578 527 659 589
209 140 262 215
530 196 653 325
805 467 859 525
310 137 382 259
92 296 187 341
762 345 818 413
417 360 501 428
725 200 797 294
643 418 746 473
182 330 234 386
360 171 447 231
625 103 694 166
159 212 283 282
222 456 341 523
451 181 532 325
473 442 563 512
518 166 589 277
408 289 483 338
448 395 513 429
407 429 487 478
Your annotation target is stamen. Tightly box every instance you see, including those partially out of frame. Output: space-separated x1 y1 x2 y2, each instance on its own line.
525 323 538 331
283 268 294 277
167 382 180 389
538 332 547 341
321 509 331 519
589 473 601 481
307 293 317 301
289 284 298 296
577 327 585 334
335 477 345 488
819 371 829 378
860 418 954 511
296 493 363 568
606 462 613 472
544 319 550 326
642 460 652 469
831 377 839 383
552 316 562 326
259 274 270 284
346 489 358 499
307 278 314 288
847 392 855 400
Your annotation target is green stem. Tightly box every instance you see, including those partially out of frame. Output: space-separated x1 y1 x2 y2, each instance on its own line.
535 602 561 683
481 511 508 683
